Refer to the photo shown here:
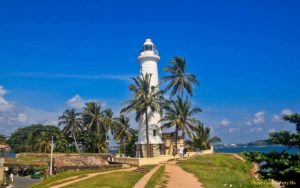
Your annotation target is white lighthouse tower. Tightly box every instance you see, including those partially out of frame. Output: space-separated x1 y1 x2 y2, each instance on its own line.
137 38 163 157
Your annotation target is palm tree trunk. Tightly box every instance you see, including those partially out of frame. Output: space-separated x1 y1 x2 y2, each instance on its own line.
175 124 179 155
105 132 107 153
123 140 126 157
72 132 80 153
145 111 150 158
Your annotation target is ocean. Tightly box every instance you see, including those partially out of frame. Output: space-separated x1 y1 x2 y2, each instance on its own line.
214 145 299 154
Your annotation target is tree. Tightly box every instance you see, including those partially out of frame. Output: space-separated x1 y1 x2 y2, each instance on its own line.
102 108 114 153
0 134 6 144
122 133 138 157
161 96 201 154
58 109 82 153
112 115 135 156
121 74 164 157
161 56 199 97
283 113 300 133
186 123 221 150
7 124 68 153
244 113 300 188
82 102 106 153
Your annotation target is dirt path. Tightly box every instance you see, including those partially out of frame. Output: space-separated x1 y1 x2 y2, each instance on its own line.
50 167 137 188
133 165 162 188
165 161 203 188
231 153 246 162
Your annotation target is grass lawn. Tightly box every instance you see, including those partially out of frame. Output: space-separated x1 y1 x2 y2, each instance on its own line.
61 165 155 188
64 170 146 188
178 153 272 188
30 167 120 188
145 165 166 188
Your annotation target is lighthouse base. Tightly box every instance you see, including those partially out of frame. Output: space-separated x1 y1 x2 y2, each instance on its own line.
136 144 163 158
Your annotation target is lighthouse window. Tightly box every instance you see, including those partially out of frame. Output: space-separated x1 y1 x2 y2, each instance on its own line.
153 129 157 136
144 45 153 51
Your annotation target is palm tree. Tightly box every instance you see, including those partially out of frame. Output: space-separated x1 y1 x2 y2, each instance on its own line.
103 108 114 153
193 123 221 149
162 56 199 97
36 131 51 153
58 109 82 153
112 115 134 156
161 96 201 154
121 74 164 157
82 102 106 153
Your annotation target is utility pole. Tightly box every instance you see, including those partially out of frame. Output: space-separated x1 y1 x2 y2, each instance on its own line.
50 136 54 176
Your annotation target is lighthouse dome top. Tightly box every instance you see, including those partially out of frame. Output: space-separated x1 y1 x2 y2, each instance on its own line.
144 38 154 46
138 38 160 61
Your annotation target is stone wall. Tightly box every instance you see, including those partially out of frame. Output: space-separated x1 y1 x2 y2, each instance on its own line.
54 154 109 168
15 153 110 169
115 155 173 167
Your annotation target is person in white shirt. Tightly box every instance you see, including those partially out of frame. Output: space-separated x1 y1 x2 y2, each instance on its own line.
10 172 14 183
179 145 184 160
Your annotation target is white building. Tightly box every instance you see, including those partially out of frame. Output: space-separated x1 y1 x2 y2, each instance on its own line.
136 39 163 157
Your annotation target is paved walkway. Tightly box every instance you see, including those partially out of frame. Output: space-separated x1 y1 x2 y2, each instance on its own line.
6 176 41 188
133 165 162 188
50 167 137 188
165 160 203 188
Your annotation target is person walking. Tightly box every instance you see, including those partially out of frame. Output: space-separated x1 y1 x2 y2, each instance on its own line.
9 172 14 183
179 145 184 160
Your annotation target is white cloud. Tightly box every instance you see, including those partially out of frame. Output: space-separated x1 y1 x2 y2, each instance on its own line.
250 127 263 132
8 72 134 81
268 128 276 133
253 111 266 124
272 114 281 122
281 109 293 115
246 121 252 126
228 128 238 133
0 86 14 112
67 94 85 109
0 86 8 96
220 119 230 126
18 113 28 123
272 109 293 123
0 85 60 135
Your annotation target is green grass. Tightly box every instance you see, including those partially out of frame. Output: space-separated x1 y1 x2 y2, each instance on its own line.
30 167 119 188
145 165 166 188
63 170 146 188
178 153 272 188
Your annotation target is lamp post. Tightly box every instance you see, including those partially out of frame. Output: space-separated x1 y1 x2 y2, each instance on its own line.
49 136 54 176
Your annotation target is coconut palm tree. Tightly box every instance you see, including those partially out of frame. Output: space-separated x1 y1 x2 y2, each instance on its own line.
192 123 221 149
36 131 51 153
58 109 82 153
121 74 164 157
82 102 106 153
112 115 134 155
161 96 201 154
103 108 113 153
162 56 199 97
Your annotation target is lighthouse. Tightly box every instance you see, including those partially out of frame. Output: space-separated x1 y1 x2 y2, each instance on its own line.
137 38 163 157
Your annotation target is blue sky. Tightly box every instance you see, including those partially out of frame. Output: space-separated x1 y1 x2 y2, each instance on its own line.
0 0 299 143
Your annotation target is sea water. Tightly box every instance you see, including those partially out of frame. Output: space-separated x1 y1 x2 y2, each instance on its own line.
214 145 299 154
